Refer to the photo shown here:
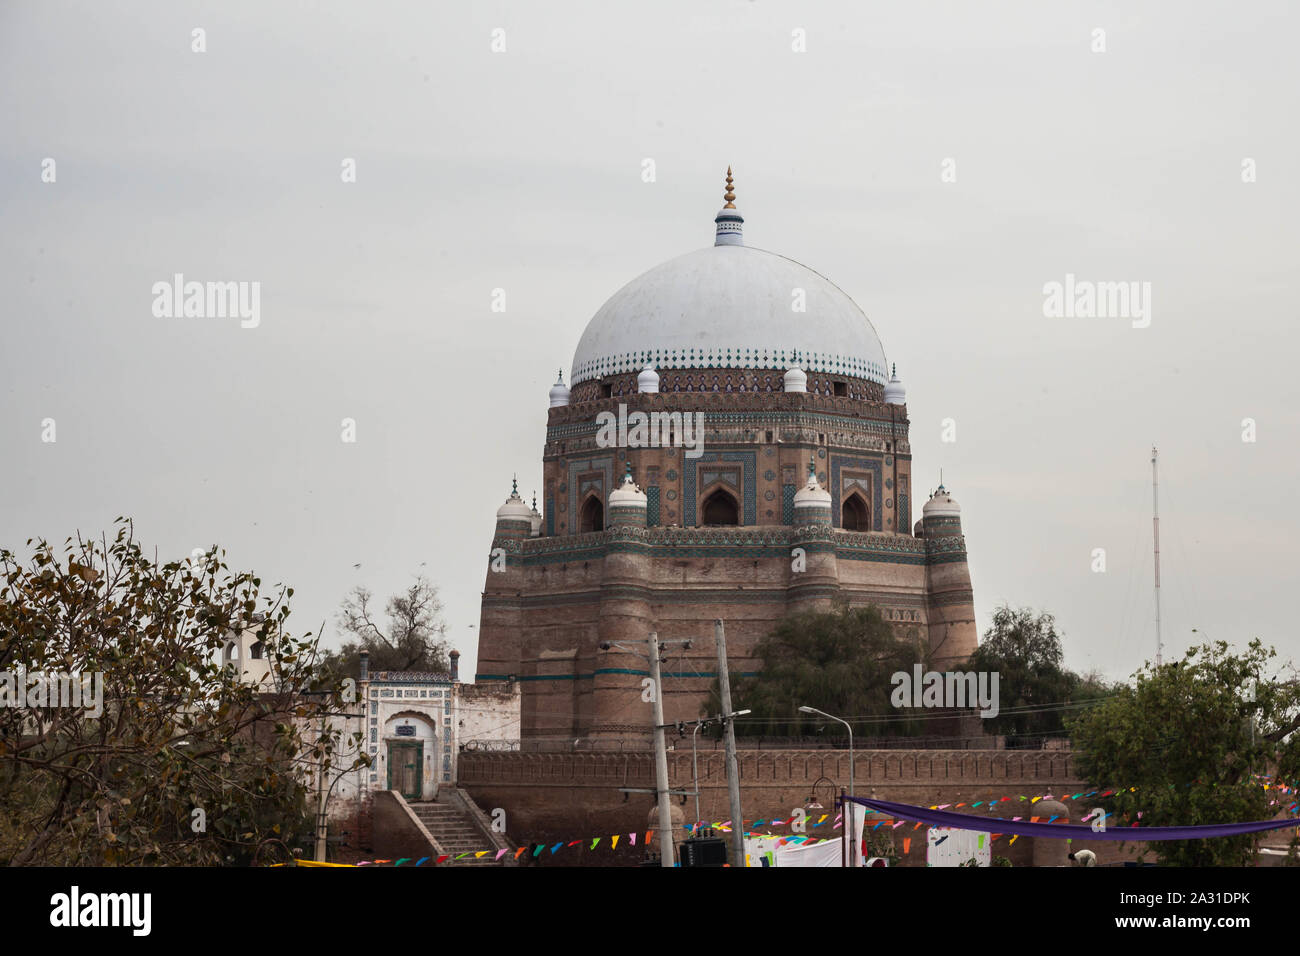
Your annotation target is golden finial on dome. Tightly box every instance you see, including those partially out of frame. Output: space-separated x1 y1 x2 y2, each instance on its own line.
723 166 736 208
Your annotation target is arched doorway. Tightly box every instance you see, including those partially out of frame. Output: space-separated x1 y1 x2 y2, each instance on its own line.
579 495 604 533
701 488 740 526
384 713 437 801
842 493 870 531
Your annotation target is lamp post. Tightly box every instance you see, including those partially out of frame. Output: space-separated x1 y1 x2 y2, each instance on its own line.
799 705 855 867
691 720 705 830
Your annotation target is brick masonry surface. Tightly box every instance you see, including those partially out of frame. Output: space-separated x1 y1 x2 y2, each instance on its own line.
457 749 1144 867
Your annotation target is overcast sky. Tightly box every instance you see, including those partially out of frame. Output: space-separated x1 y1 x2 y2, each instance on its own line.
3 1 1297 685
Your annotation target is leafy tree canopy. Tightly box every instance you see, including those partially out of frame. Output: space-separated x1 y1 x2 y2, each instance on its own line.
718 603 928 739
1067 639 1300 866
969 604 1116 743
0 521 360 866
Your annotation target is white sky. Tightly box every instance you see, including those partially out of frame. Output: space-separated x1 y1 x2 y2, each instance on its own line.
2 1 1298 685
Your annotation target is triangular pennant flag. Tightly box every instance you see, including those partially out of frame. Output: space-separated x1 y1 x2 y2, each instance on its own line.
903 838 911 854
612 835 620 849
394 858 410 866
1008 835 1019 845
567 841 580 847
971 801 983 808
415 857 429 867
436 855 449 864
913 821 923 830
590 838 601 850
475 851 488 858
455 852 470 860
646 830 654 844
532 845 544 857
550 843 562 854
977 835 985 849
495 849 508 861
514 847 527 859
630 832 636 846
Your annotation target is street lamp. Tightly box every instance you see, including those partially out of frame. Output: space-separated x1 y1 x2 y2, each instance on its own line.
691 720 706 829
799 705 855 867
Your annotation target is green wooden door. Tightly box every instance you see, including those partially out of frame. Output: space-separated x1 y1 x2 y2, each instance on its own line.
386 741 423 800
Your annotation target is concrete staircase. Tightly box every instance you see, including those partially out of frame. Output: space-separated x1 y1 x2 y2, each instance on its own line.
409 799 509 866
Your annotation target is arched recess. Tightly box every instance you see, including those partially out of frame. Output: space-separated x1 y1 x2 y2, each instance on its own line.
701 487 740 526
841 491 870 531
579 494 604 533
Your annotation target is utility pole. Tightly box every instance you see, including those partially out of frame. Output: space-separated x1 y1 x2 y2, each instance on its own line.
314 714 328 861
715 619 745 868
602 633 693 867
648 632 675 868
1151 445 1163 668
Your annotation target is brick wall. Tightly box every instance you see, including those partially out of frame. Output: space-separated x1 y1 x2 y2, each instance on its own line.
458 749 1142 867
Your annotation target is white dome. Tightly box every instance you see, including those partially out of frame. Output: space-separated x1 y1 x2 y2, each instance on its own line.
922 485 961 518
496 486 532 521
793 464 831 507
637 365 660 393
570 245 888 386
783 367 808 393
608 471 647 508
548 372 571 408
884 364 906 405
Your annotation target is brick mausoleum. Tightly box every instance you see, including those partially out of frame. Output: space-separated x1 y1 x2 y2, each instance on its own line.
475 171 977 743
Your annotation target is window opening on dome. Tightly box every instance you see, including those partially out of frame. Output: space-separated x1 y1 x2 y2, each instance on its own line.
833 381 848 397
579 496 604 533
601 383 612 398
701 488 739 527
842 493 870 532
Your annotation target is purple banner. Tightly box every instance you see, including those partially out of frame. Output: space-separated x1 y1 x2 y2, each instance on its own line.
848 797 1300 842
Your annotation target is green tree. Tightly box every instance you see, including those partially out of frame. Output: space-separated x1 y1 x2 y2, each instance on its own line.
1067 640 1300 866
969 605 1113 743
0 521 360 865
325 576 451 678
717 604 927 738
